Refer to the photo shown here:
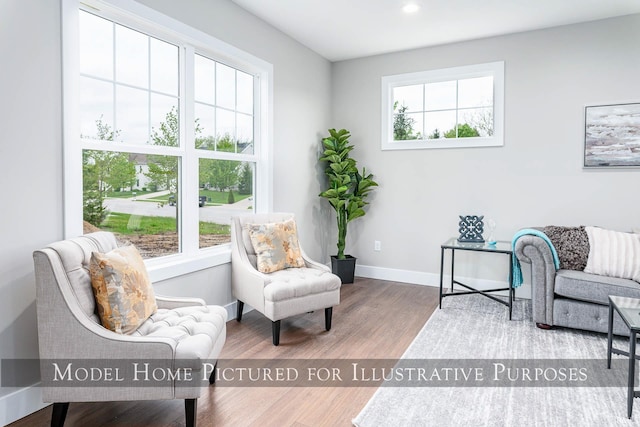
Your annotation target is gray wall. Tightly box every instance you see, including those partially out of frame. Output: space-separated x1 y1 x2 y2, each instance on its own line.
0 0 64 404
0 0 331 420
331 14 640 286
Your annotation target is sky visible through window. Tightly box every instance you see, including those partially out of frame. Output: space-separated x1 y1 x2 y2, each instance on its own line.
79 11 253 149
79 11 180 143
194 54 254 154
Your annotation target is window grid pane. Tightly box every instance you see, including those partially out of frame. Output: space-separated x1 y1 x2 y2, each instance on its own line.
216 63 235 110
392 77 494 141
115 24 149 89
79 12 113 80
458 76 493 109
150 38 179 96
194 56 256 153
79 77 115 139
198 160 255 249
82 149 180 258
424 80 457 111
79 11 181 147
115 84 149 144
76 8 261 257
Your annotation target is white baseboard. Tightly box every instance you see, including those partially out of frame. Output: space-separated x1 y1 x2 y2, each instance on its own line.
0 384 47 426
354 264 531 299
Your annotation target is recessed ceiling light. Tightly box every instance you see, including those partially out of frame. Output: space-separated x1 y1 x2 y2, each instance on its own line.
402 3 420 14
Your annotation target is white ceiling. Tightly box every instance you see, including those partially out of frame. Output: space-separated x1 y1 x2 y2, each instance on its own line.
231 0 640 62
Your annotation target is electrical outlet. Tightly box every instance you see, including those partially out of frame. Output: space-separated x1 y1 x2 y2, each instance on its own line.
374 240 381 251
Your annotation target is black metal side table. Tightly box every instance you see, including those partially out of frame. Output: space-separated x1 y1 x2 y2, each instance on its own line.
439 237 514 320
607 295 640 418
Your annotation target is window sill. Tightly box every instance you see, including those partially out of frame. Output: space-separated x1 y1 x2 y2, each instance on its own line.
382 136 503 150
145 245 232 283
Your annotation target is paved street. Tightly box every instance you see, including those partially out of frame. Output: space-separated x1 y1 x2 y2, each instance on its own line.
104 192 252 225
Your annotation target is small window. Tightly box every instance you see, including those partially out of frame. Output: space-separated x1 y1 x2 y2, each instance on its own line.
381 61 504 150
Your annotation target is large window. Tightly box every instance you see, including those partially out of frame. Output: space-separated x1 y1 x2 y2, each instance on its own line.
63 0 272 277
381 61 504 150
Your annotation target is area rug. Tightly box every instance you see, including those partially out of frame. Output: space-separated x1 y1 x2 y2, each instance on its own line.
353 295 638 426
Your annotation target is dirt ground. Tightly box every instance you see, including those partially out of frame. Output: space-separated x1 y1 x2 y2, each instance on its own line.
83 221 230 258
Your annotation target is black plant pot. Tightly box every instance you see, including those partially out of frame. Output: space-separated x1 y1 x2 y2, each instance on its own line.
331 255 357 284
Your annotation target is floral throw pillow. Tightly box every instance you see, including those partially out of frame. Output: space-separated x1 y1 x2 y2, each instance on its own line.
89 245 157 334
246 219 305 273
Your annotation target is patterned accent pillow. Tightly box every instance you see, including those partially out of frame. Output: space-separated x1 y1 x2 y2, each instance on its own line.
246 219 305 273
89 245 157 334
542 226 590 271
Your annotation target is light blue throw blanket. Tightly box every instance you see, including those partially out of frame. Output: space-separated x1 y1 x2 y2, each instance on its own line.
511 228 560 288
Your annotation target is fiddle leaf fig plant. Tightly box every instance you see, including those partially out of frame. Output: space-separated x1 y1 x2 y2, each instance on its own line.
319 128 378 259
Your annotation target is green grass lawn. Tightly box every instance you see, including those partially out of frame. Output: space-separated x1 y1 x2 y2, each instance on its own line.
200 190 251 204
101 212 229 235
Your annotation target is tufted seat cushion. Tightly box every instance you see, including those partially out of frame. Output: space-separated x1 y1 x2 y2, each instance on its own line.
264 268 341 302
133 305 227 370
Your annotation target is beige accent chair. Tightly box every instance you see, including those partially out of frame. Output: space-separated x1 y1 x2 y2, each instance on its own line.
33 232 227 427
231 213 341 345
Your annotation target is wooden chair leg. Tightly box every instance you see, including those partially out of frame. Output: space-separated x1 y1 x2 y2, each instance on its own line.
272 320 281 346
208 362 217 384
325 307 333 331
236 300 244 322
51 402 69 427
185 399 197 427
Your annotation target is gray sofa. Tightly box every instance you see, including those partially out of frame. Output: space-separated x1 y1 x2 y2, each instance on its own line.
514 234 640 335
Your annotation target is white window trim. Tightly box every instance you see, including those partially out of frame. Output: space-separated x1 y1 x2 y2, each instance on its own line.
62 0 273 281
381 61 504 150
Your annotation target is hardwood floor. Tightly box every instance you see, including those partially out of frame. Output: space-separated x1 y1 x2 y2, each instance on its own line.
9 278 439 427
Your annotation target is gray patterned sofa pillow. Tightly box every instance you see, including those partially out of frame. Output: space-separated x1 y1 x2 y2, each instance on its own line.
542 225 590 271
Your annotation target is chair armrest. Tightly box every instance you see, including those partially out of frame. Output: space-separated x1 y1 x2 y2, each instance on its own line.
300 247 331 272
230 231 269 313
155 294 206 310
514 235 557 325
34 250 177 361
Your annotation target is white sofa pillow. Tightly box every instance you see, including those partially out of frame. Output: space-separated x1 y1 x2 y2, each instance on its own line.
584 226 640 283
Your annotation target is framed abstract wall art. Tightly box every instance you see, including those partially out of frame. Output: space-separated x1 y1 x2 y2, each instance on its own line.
584 103 640 168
